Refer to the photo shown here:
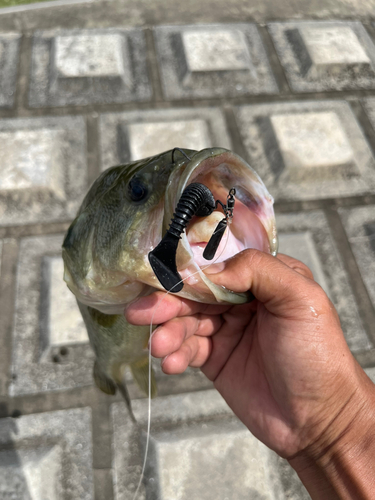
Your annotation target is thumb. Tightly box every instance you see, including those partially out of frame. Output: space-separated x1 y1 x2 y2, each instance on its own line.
206 249 321 315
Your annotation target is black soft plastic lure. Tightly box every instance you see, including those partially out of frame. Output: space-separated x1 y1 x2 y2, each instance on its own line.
148 183 236 292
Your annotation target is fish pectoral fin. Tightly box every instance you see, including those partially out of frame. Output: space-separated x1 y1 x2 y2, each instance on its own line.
93 361 117 395
130 357 157 399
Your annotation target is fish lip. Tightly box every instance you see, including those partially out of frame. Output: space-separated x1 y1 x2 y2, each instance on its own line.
164 147 278 258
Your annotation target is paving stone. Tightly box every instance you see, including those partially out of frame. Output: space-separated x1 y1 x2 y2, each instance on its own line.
277 211 371 352
10 234 94 396
154 24 278 100
100 107 232 167
235 100 375 201
338 206 375 310
0 115 87 227
269 21 375 92
365 367 375 384
42 256 88 347
363 97 375 131
0 407 93 499
111 390 308 500
0 33 20 108
29 28 151 107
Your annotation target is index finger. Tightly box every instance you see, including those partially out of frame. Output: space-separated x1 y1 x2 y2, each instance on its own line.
125 291 230 325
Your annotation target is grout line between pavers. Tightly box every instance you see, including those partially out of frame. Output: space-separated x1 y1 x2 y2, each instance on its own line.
1 90 375 120
92 399 114 470
274 194 375 213
6 385 123 417
0 239 19 397
257 24 291 95
144 27 164 103
93 468 114 500
324 207 375 348
0 221 71 239
222 105 250 160
349 100 375 159
86 113 101 186
363 21 375 44
14 33 33 114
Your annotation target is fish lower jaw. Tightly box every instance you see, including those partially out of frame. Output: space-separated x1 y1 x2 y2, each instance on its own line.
188 229 245 266
185 194 271 268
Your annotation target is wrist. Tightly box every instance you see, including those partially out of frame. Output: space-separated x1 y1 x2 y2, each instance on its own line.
289 363 375 499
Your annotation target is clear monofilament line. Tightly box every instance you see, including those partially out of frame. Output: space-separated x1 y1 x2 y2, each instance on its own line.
131 222 231 500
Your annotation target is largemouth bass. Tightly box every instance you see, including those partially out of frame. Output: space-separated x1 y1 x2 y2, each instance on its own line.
62 148 277 413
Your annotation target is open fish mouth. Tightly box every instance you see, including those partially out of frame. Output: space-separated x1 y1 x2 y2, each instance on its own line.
161 148 278 303
62 147 278 312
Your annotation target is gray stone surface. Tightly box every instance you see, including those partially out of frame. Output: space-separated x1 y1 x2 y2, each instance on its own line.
43 256 88 346
10 234 94 396
0 115 87 227
363 97 375 131
111 390 308 500
338 206 375 309
269 21 375 92
235 100 375 201
277 211 371 352
100 107 232 168
1 1 375 498
365 367 375 384
154 24 278 100
0 407 93 500
29 28 151 107
0 33 20 108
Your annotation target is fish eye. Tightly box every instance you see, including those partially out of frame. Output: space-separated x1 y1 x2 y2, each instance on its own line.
128 178 148 202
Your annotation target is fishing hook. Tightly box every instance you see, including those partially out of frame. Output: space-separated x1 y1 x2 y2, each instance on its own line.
171 148 191 163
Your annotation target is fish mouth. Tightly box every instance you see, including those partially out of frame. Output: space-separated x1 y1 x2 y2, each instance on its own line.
163 148 278 304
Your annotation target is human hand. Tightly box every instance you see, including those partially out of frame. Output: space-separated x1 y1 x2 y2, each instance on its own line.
125 250 374 466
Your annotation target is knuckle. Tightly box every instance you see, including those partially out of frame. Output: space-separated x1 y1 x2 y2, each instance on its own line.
309 282 332 309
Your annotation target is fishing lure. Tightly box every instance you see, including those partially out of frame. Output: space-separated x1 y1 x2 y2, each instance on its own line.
148 183 236 292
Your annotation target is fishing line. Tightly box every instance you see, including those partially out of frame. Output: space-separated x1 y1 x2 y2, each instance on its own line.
131 219 232 500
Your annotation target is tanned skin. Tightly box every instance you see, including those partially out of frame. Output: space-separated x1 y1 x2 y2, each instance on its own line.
126 250 375 499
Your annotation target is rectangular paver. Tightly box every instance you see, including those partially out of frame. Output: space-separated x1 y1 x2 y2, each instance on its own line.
10 235 94 396
112 390 308 500
0 115 87 227
277 211 371 352
154 24 278 100
100 107 232 168
29 28 151 107
0 407 93 500
269 21 375 92
235 100 375 201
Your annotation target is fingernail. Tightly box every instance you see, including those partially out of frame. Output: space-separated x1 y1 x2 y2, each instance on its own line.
204 261 226 275
161 354 170 367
